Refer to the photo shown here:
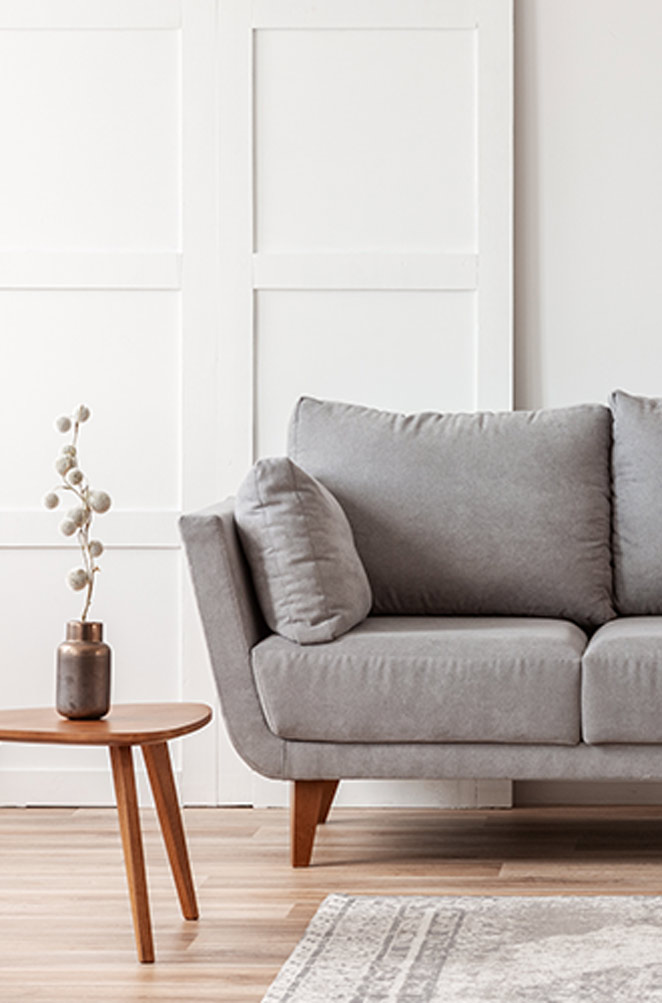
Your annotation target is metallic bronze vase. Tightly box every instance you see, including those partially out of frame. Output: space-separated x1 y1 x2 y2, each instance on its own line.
56 621 111 720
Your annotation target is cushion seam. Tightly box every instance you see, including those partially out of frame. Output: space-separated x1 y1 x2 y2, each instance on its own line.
254 653 583 669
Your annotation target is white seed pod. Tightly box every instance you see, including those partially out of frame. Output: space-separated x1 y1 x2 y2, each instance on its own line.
67 507 87 528
88 540 104 558
89 490 111 514
43 492 60 510
55 455 74 476
76 405 91 422
61 444 77 457
67 467 84 485
67 568 89 591
59 518 77 537
55 416 72 433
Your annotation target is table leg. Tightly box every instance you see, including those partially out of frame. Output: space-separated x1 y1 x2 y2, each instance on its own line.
109 745 154 963
141 741 199 920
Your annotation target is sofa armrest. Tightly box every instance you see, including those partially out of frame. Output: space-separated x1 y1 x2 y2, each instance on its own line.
179 498 285 778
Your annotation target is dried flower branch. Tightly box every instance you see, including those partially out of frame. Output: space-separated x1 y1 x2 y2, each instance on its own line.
43 406 111 622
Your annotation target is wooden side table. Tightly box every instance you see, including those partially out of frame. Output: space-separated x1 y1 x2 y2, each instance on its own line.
0 702 212 963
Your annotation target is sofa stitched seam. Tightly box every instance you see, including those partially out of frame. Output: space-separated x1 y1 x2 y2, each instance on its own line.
261 653 583 669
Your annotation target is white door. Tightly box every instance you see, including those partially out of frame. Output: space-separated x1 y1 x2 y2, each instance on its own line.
216 0 513 807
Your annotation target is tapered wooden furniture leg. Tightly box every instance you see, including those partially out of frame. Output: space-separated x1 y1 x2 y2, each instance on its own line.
291 780 339 866
109 745 154 963
318 780 340 824
292 781 322 867
141 741 198 920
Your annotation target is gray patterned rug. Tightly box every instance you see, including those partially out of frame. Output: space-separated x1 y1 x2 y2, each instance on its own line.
261 894 662 1002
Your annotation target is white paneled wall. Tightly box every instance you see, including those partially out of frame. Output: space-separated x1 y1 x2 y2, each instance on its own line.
218 0 513 807
515 0 662 410
0 0 512 808
0 0 220 806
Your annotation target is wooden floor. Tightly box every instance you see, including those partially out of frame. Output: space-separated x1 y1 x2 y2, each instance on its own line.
2 804 662 1000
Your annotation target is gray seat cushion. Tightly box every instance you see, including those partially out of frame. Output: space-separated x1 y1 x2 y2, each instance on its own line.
610 389 662 615
288 397 614 627
583 617 662 743
252 617 586 745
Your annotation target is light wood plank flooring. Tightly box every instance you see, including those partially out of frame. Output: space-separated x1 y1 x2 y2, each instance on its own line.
2 805 662 1001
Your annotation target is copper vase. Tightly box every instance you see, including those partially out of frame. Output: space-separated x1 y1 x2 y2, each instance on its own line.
56 621 111 720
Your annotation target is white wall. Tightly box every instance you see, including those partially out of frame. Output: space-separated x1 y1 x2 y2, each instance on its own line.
0 0 512 810
515 0 662 804
515 0 662 410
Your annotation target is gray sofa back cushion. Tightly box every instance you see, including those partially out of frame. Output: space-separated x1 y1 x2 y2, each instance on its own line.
610 389 662 615
235 457 372 644
288 397 614 626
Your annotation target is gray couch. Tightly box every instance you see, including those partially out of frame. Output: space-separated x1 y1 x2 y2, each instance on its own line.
181 390 662 866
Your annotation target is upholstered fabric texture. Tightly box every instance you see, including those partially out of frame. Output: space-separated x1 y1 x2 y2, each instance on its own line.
610 389 662 615
583 617 662 743
288 397 614 626
179 501 285 779
181 501 662 787
252 616 586 745
279 734 662 782
235 457 372 644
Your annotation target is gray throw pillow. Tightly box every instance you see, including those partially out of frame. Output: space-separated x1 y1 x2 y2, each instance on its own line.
288 396 614 627
610 389 662 614
235 457 372 644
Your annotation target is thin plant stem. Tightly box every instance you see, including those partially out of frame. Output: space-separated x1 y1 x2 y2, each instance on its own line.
79 523 94 622
49 407 107 623
80 575 94 622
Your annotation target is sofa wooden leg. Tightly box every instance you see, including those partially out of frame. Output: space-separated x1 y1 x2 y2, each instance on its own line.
291 780 338 867
318 780 339 824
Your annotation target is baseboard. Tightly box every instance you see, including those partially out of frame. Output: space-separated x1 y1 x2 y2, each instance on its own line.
252 778 514 810
0 768 179 807
515 780 662 806
0 771 516 810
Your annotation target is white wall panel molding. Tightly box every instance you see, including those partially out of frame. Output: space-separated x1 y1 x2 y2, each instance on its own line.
243 0 512 412
0 0 510 810
220 0 513 807
179 0 224 804
0 0 219 808
0 512 181 549
0 0 181 30
253 253 478 291
476 0 513 410
252 0 479 30
0 252 182 290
